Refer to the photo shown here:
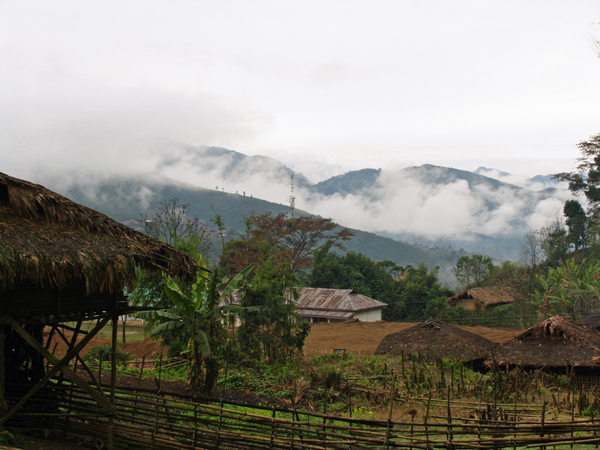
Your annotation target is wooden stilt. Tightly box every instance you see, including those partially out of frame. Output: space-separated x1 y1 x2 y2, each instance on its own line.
0 315 115 426
0 324 6 424
108 312 118 450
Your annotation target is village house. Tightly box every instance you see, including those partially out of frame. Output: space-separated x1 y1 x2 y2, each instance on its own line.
295 288 387 323
447 287 516 312
222 287 387 323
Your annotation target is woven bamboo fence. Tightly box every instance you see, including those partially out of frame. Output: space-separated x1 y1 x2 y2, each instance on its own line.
7 380 600 449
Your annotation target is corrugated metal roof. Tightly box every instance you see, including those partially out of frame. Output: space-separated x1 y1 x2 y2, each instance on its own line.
220 287 387 318
295 308 353 319
297 288 387 312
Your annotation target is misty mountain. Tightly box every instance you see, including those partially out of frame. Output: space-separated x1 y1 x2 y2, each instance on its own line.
40 143 572 270
52 172 464 282
475 166 560 190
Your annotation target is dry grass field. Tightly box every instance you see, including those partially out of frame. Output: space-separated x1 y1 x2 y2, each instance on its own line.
50 319 523 360
302 320 522 358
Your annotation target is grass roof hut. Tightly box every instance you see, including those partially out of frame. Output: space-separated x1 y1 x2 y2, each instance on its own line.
446 287 516 312
490 315 600 374
0 172 197 440
374 318 496 365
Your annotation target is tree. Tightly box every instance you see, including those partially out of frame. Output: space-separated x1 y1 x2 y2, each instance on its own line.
308 247 401 319
395 263 455 322
520 230 544 302
563 200 587 250
130 198 211 350
555 134 600 212
236 260 310 363
141 198 211 259
148 258 254 394
220 212 354 275
539 219 569 268
452 254 495 289
536 259 600 320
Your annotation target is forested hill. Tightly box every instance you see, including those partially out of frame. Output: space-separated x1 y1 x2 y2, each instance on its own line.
56 173 464 273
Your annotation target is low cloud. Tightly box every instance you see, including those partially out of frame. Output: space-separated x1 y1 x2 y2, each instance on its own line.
0 54 269 184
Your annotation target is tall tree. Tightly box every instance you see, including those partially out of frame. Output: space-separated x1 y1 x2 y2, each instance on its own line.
563 200 587 250
220 212 354 275
452 254 495 289
141 198 211 259
555 134 600 212
236 260 309 363
539 219 570 268
130 198 211 351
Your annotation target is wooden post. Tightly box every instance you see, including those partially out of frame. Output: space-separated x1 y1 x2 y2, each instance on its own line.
108 312 118 450
0 324 6 425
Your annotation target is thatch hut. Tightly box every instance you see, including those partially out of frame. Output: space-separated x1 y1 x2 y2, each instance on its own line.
0 172 197 439
490 315 600 373
446 287 516 312
374 318 496 365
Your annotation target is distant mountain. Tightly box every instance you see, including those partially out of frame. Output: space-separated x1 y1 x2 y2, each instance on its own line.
475 166 511 178
40 143 571 272
475 166 560 190
311 169 381 196
51 172 465 284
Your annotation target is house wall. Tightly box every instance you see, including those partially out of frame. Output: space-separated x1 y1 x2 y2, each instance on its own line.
353 309 382 322
452 299 477 312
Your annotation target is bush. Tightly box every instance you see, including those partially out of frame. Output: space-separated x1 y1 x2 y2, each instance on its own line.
83 344 132 366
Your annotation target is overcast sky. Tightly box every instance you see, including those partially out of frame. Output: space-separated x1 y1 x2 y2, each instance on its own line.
1 1 599 183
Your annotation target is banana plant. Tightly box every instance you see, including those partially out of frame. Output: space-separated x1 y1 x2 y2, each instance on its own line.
149 257 255 394
536 259 600 320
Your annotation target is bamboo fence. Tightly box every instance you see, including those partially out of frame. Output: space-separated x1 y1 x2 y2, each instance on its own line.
7 380 600 450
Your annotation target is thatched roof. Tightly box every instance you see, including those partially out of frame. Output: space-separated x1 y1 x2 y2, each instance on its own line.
447 287 516 309
374 318 496 362
491 315 600 367
0 172 197 294
577 313 600 331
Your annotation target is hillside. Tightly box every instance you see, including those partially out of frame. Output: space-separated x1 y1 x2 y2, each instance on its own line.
54 173 464 279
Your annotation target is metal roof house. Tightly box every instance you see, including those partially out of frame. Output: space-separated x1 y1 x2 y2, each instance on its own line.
295 288 387 323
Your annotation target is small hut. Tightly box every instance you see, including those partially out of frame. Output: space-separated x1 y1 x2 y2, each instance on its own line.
374 318 496 365
490 315 600 374
447 287 516 312
0 172 197 441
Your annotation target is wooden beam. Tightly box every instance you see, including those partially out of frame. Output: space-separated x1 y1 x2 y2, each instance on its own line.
0 325 5 419
0 315 115 425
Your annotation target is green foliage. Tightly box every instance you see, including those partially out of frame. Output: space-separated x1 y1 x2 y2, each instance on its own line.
536 258 600 320
555 133 600 213
452 254 495 289
147 256 254 394
237 260 310 363
394 263 456 322
309 247 400 315
539 219 569 268
82 344 132 366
